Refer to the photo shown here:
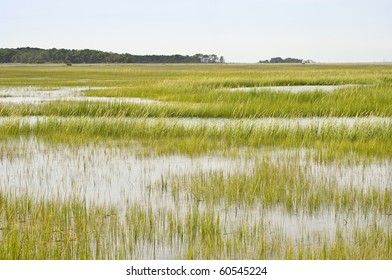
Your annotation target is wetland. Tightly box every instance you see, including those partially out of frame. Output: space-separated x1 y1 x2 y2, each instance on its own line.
0 64 391 259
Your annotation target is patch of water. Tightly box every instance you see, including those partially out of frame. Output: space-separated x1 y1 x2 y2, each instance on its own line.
307 160 392 190
0 87 157 104
229 84 363 93
210 203 339 239
270 148 392 190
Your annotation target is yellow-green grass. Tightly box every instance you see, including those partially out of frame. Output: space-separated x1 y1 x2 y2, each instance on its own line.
1 190 391 259
1 118 392 157
170 156 392 213
1 64 391 89
2 85 392 118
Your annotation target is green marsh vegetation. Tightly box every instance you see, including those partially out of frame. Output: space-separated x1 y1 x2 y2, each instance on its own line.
1 64 392 118
1 118 392 156
0 64 392 259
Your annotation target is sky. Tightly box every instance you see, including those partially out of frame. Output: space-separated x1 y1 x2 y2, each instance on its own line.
1 0 391 63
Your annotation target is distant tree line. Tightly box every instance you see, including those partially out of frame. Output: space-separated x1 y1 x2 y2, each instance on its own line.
258 57 313 64
0 47 225 64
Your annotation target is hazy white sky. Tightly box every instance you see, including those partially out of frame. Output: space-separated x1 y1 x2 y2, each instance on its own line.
1 0 391 62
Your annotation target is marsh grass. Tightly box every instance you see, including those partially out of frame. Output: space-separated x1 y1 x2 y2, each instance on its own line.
1 190 391 259
1 118 392 157
1 86 392 118
171 159 392 214
1 64 390 88
1 64 392 118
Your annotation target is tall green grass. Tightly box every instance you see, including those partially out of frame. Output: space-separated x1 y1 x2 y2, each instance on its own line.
1 118 392 156
1 86 392 118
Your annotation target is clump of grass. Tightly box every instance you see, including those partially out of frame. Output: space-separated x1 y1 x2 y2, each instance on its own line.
170 155 392 215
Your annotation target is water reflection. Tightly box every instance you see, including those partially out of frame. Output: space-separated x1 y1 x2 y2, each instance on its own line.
0 86 156 104
0 137 247 205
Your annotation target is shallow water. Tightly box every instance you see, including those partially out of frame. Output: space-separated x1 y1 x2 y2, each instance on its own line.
230 84 362 93
307 160 392 190
0 137 249 206
0 86 156 104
